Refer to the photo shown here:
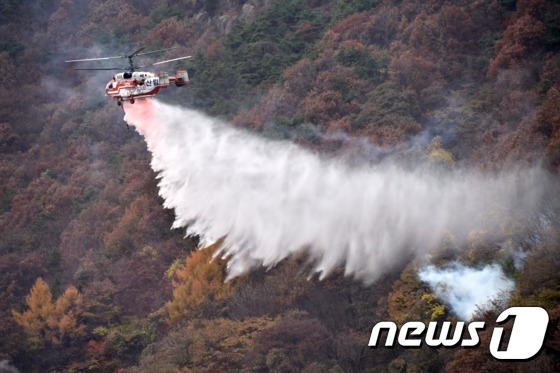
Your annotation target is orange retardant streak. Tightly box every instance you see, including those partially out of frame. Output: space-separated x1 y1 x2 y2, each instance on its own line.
123 99 162 152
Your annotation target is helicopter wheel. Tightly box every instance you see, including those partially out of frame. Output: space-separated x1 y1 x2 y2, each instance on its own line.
117 101 122 106
130 98 135 104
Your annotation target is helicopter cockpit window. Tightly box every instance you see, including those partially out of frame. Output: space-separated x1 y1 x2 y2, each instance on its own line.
124 72 132 79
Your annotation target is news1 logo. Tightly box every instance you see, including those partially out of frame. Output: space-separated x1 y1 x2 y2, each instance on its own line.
369 307 549 360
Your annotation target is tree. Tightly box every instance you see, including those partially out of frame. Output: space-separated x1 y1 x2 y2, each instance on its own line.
47 286 85 345
353 82 421 144
12 278 85 346
145 17 193 47
12 278 54 337
248 312 332 371
388 264 448 324
0 123 20 153
388 48 444 92
103 195 166 257
426 137 456 168
534 87 560 167
488 14 546 77
166 241 232 323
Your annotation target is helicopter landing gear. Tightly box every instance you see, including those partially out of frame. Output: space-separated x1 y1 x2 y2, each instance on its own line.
117 101 122 106
130 98 135 104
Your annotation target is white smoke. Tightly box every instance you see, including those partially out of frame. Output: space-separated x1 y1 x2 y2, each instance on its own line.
0 360 20 373
123 99 548 283
418 263 515 320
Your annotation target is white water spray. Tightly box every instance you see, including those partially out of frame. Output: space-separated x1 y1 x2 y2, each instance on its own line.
124 99 547 283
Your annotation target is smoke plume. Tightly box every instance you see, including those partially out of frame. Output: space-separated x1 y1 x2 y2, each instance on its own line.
418 263 515 320
123 99 548 283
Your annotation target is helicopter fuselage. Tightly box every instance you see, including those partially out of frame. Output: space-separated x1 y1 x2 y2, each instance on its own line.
66 46 191 105
105 70 189 104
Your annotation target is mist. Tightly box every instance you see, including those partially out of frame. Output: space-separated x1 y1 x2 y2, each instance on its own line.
418 263 515 320
123 99 549 283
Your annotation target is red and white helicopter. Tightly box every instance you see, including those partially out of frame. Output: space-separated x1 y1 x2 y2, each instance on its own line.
65 46 191 106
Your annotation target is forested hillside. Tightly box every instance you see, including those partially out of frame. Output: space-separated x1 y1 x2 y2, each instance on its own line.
1 0 560 371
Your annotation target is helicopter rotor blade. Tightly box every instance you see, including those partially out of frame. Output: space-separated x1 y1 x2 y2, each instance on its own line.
72 67 125 71
138 55 192 68
134 46 180 57
128 47 146 58
67 47 184 65
65 56 125 63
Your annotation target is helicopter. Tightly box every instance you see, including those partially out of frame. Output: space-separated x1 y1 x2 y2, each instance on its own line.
65 46 191 106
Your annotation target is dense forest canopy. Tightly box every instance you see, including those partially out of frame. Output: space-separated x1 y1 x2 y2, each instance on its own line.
1 0 560 371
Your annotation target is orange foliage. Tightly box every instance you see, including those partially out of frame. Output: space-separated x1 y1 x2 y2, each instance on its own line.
282 58 317 100
327 117 352 134
232 87 292 130
12 278 85 345
86 339 107 356
323 6 401 48
534 87 560 167
48 286 86 345
1 0 559 370
12 278 53 335
47 0 87 41
367 5 401 46
373 121 421 146
438 5 475 43
303 90 344 125
498 88 537 124
389 5 477 86
489 15 545 77
388 48 443 91
541 54 560 88
103 195 163 256
302 67 365 126
232 106 269 130
329 12 373 44
59 200 120 273
535 87 560 138
167 241 232 323
146 18 193 47
249 314 331 370
76 0 148 42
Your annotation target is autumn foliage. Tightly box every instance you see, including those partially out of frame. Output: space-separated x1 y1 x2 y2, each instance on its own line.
1 0 560 371
167 241 232 323
12 278 85 346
